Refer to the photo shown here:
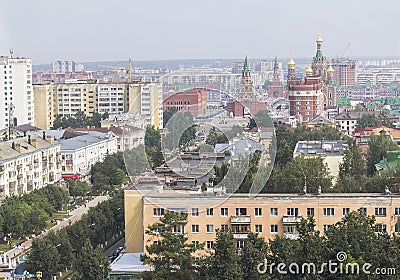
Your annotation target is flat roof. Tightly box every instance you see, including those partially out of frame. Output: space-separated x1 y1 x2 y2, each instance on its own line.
294 140 347 157
110 253 151 275
59 132 115 151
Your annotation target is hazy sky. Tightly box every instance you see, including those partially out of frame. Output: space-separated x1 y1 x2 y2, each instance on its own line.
1 0 399 64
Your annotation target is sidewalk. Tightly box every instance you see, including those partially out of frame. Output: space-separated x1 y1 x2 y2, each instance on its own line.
0 196 109 278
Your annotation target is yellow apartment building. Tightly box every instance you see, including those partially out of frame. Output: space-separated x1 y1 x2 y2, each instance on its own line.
125 189 400 253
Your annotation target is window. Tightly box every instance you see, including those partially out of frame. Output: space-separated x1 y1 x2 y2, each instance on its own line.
270 225 278 234
375 224 387 233
270 208 278 216
192 225 199 233
237 240 245 249
191 208 199 216
254 208 262 217
395 223 400 233
192 241 199 248
286 208 299 216
206 224 214 233
235 208 247 216
173 225 184 233
206 241 214 249
375 208 386 217
153 208 164 217
206 208 214 216
221 224 229 232
255 224 263 233
307 208 314 217
220 208 228 216
342 208 350 216
359 208 367 215
395 208 400 216
323 224 331 233
323 208 335 216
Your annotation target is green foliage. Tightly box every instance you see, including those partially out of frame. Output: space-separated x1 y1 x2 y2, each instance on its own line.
366 133 398 176
67 179 89 199
52 111 109 129
357 113 394 128
26 238 60 280
75 239 110 280
124 144 149 176
144 125 164 168
163 107 178 127
206 127 228 146
142 211 201 280
241 233 269 280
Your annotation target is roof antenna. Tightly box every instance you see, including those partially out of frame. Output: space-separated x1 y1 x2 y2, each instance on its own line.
9 49 13 58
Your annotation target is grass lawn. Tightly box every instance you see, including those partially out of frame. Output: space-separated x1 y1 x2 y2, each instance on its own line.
0 238 23 252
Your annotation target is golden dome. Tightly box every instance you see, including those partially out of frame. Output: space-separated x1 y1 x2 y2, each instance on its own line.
316 34 323 43
288 57 296 67
305 64 313 75
327 63 334 74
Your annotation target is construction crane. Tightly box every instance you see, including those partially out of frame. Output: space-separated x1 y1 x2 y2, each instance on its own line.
336 43 351 61
97 58 133 83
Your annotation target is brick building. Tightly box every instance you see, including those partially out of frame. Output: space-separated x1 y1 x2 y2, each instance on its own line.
163 88 207 116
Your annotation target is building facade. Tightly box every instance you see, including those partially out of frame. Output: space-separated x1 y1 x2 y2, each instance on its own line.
51 60 84 73
0 135 61 199
125 190 400 253
163 88 207 116
267 57 286 98
332 59 357 86
0 56 34 130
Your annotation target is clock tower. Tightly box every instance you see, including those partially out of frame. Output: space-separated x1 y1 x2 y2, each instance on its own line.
239 54 256 100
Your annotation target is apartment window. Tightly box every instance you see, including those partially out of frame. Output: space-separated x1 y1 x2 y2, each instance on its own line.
206 241 214 249
255 224 263 233
323 208 335 216
254 208 262 217
192 224 199 233
235 208 247 216
153 208 164 217
173 225 184 233
375 208 387 217
220 208 228 216
359 208 367 215
237 240 245 249
221 224 229 232
323 224 331 233
307 208 314 217
192 241 199 248
395 223 400 233
286 208 299 216
270 208 278 216
270 225 278 234
191 208 199 216
395 208 400 216
342 208 350 216
206 208 214 216
206 224 214 233
375 224 387 233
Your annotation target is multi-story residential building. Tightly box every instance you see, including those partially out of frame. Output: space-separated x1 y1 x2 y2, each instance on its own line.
331 59 356 86
51 61 84 73
357 68 400 85
125 189 400 253
163 88 207 116
0 135 61 199
58 131 118 179
335 111 399 136
336 82 399 101
33 81 163 130
0 56 34 131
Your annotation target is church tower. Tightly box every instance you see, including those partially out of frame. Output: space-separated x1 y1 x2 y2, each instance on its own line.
268 56 285 98
312 34 328 81
287 57 296 80
239 54 255 100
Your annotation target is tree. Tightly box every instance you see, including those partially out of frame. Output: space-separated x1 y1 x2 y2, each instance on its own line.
163 107 178 127
366 133 398 176
26 238 60 280
205 230 243 280
68 179 89 199
75 239 110 280
142 211 200 280
241 233 269 280
338 142 366 180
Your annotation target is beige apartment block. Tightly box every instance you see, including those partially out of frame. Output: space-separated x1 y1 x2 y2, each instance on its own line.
125 190 400 253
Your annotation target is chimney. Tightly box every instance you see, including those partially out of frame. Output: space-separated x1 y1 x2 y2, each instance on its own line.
31 138 37 148
46 136 53 144
28 135 31 145
14 143 21 153
42 131 46 140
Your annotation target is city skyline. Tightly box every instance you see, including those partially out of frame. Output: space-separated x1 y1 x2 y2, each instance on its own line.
1 0 399 64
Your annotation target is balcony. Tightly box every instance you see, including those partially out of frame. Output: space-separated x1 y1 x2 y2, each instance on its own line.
56 151 61 156
17 174 23 180
48 154 53 158
0 164 4 172
230 215 251 224
283 232 300 240
17 185 24 194
49 162 54 168
17 164 23 170
34 158 39 163
233 233 249 239
42 156 48 161
282 216 303 224
9 187 15 193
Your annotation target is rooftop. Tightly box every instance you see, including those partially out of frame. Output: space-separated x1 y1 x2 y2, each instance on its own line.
294 140 347 157
59 132 115 151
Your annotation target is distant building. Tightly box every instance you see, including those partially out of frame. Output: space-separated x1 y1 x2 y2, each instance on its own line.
267 57 286 98
293 140 347 180
163 88 207 116
357 68 400 85
375 150 400 173
0 56 34 131
0 135 61 199
331 59 356 86
51 61 84 73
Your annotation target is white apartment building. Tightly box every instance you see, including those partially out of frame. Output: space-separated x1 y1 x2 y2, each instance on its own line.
0 135 61 199
51 61 84 73
97 84 125 114
59 131 118 179
0 56 34 130
357 68 400 85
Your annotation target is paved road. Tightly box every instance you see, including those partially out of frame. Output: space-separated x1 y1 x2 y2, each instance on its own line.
0 196 109 278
